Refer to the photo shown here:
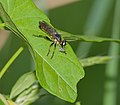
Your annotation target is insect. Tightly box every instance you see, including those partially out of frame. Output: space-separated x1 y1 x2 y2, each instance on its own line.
34 21 67 59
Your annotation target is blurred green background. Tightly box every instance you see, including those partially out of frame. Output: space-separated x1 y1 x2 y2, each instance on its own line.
0 0 120 105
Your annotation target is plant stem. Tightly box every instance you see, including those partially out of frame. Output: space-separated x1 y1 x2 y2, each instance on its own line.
0 23 6 28
0 46 24 79
103 0 120 105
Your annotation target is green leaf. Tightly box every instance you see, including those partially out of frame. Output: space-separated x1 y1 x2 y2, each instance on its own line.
0 94 9 105
35 45 84 102
80 56 111 67
10 71 37 99
0 22 5 29
0 0 85 102
0 2 16 29
58 30 120 43
15 82 41 105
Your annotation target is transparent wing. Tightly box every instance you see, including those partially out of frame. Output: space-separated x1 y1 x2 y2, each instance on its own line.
57 29 82 42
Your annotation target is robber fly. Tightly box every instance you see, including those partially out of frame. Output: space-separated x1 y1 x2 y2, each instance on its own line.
34 21 66 59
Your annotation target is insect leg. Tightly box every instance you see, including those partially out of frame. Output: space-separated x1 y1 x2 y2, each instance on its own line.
47 42 54 56
33 35 52 41
51 43 57 59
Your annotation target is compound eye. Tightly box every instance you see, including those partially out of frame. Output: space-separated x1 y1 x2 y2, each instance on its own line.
62 40 66 46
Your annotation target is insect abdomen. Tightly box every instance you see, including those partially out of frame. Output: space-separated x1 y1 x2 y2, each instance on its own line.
39 21 57 35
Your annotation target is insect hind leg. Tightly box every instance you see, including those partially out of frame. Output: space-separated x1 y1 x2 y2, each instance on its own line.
51 43 57 59
47 42 54 57
33 35 57 59
33 35 52 42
